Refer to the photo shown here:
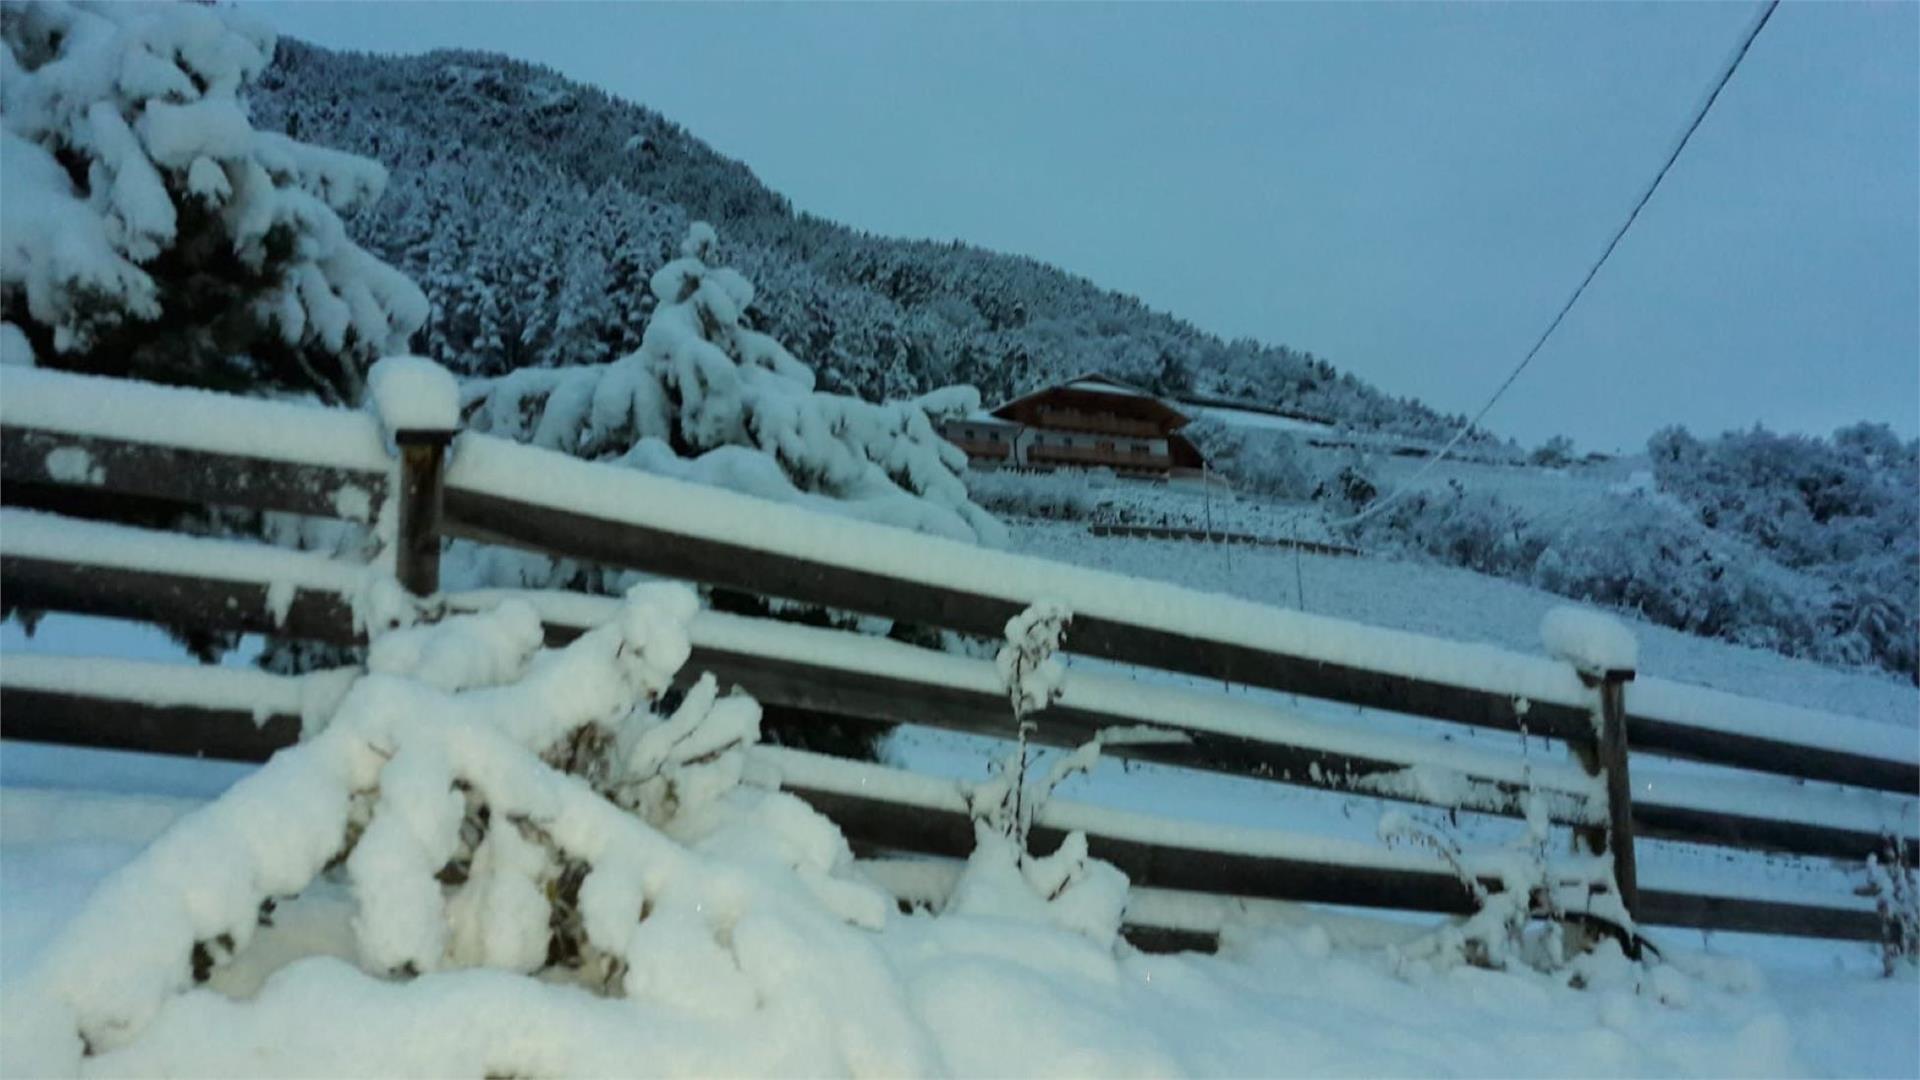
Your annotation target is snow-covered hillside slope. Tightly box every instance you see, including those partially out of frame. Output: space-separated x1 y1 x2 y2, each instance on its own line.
1010 516 1917 726
246 40 1504 454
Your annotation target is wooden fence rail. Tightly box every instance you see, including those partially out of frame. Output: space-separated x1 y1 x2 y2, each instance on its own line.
4 514 1911 867
0 655 1887 944
2 365 1915 951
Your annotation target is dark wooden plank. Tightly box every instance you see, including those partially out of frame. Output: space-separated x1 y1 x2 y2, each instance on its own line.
0 687 1878 941
1636 890 1882 941
1 427 385 521
0 686 294 762
1631 804 1918 866
6 417 1910 794
1116 924 1220 955
1626 713 1916 799
686 643 1575 818
789 782 1881 941
713 649 1918 864
443 485 1919 794
0 556 357 645
785 785 1483 916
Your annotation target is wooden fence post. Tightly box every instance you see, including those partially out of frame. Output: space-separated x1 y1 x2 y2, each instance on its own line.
1596 668 1639 921
394 429 452 597
1573 667 1640 953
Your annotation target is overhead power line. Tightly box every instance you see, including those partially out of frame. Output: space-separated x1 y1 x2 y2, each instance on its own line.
1330 0 1781 528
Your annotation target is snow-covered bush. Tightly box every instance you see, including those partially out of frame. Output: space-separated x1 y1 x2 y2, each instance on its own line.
1348 465 1913 681
463 223 1003 546
1360 482 1542 578
1649 422 1918 681
1182 416 1318 500
1530 435 1577 468
972 600 1074 850
964 467 1107 520
0 583 917 1073
0 1 426 402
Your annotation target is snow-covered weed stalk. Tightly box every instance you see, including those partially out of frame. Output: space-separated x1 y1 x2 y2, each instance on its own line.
1860 836 1920 977
1379 794 1622 976
2 583 909 1074
940 600 1133 948
980 600 1072 848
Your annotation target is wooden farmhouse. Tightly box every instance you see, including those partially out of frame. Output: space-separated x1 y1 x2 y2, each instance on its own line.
939 373 1208 478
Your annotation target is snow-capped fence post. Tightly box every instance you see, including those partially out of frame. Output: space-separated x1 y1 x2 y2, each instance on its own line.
369 358 461 598
1540 607 1641 948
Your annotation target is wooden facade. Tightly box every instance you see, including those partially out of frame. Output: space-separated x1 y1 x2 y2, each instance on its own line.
939 374 1208 477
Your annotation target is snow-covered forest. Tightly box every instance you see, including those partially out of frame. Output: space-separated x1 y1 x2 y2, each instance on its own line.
245 41 1497 449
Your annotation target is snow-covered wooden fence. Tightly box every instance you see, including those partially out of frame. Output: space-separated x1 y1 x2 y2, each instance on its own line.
2 366 1915 949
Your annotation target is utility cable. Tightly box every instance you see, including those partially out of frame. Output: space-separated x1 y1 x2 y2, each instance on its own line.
1326 0 1781 529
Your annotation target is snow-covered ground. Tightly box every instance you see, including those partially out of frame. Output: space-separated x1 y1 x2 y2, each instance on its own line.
3 745 1915 1078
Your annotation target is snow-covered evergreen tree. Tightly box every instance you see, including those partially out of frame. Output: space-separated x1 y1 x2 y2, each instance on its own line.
0 2 425 402
467 223 1004 545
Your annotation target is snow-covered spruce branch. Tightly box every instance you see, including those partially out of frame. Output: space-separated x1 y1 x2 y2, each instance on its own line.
1 1 425 402
977 600 1073 847
1 584 901 1073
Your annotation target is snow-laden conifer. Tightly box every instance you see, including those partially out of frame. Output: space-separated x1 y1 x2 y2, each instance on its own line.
0 1 426 402
466 223 1004 544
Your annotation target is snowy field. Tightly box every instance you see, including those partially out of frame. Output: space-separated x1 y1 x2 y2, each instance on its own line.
1007 519 1918 726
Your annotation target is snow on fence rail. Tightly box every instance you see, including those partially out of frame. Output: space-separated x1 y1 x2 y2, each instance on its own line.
2 366 1915 946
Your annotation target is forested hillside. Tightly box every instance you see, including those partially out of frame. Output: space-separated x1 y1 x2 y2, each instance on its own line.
249 41 1495 447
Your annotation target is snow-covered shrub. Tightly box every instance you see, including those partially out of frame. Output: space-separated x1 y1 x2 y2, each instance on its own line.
463 223 1002 546
1182 416 1318 500
1357 482 1542 578
1530 435 1577 468
1528 500 1819 653
964 467 1107 520
0 1 425 402
946 599 1128 947
1649 422 1919 681
1 583 914 1073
